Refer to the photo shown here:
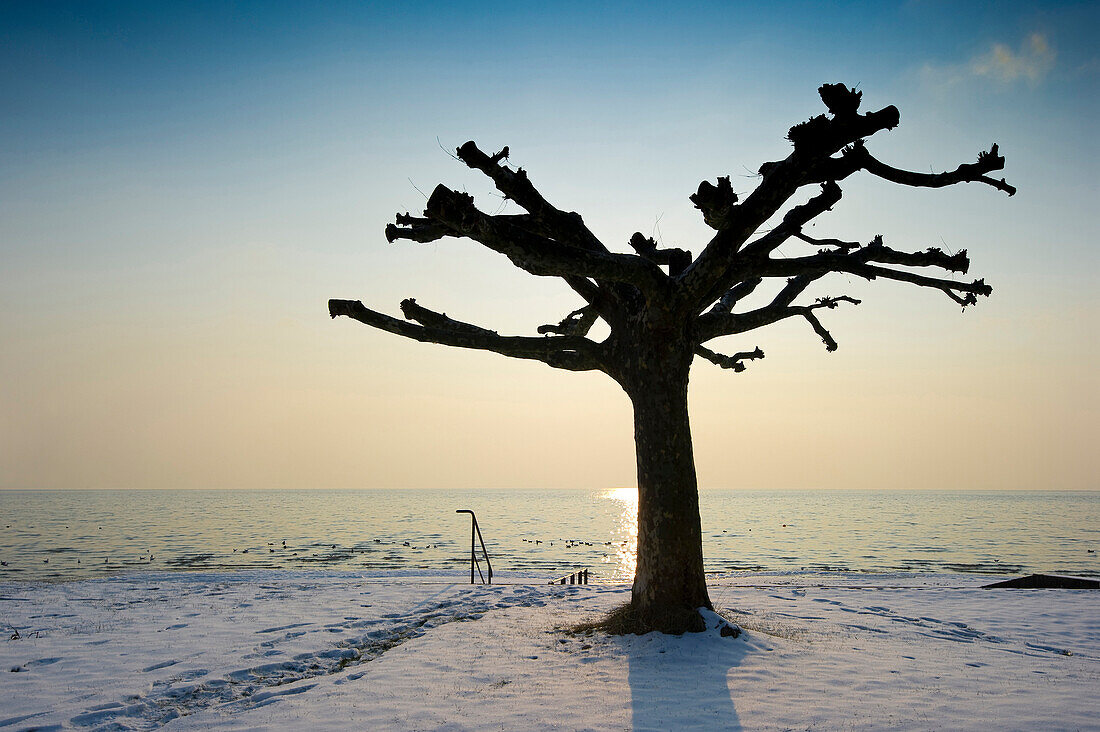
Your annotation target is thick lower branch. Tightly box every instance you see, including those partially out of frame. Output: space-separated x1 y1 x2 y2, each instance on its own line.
328 299 605 372
398 298 497 335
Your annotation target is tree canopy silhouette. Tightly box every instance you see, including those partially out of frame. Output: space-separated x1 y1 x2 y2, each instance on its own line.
330 83 1013 634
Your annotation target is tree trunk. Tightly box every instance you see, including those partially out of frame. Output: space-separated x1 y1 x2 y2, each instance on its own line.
622 349 712 634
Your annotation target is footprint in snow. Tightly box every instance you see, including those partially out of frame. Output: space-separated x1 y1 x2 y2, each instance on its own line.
0 712 50 728
256 622 311 634
25 657 63 668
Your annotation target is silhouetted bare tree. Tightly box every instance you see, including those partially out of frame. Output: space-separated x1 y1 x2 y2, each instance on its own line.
330 84 1013 634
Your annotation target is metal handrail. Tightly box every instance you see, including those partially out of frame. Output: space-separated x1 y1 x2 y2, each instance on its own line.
455 510 493 584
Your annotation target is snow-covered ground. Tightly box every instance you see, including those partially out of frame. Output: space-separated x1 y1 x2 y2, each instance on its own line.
2 571 1097 731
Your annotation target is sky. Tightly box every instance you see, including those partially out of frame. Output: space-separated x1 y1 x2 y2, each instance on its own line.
1 0 1097 491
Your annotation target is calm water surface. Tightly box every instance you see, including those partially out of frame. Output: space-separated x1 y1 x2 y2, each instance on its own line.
0 489 1096 582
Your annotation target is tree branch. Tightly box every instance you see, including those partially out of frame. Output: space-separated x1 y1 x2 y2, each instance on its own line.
561 275 605 306
385 213 451 244
783 104 900 156
452 142 654 319
398 298 497 335
384 210 613 321
692 183 840 318
776 295 863 352
865 142 1015 196
384 210 611 313
537 305 600 337
697 287 861 344
680 84 1012 314
386 212 546 245
800 309 838 351
834 141 1016 196
707 277 763 315
690 176 738 231
693 344 764 372
424 184 667 291
454 141 610 253
860 236 970 273
680 84 899 307
328 298 605 372
845 264 989 306
628 233 692 277
740 181 844 257
792 230 861 253
769 274 824 308
755 252 990 306
792 233 970 272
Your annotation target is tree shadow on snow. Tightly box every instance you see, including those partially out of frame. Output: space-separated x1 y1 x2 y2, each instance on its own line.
624 629 749 731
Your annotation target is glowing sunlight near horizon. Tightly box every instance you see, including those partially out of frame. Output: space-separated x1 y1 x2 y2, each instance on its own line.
601 487 638 579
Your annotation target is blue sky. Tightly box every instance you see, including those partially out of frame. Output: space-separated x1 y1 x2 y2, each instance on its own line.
1 1 1097 490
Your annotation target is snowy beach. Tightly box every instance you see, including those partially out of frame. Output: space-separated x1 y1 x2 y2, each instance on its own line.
3 571 1097 731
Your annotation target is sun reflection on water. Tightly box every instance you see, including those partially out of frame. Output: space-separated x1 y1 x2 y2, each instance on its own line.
600 487 638 580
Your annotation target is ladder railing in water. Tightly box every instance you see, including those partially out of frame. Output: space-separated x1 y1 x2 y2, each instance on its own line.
455 509 493 584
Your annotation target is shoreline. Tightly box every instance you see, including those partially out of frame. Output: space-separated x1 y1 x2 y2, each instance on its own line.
4 564 1100 588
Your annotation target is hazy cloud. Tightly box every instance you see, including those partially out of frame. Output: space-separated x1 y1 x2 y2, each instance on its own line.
971 33 1056 84
917 33 1057 93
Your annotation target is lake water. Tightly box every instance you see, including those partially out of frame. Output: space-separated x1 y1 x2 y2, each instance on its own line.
1 489 1097 582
